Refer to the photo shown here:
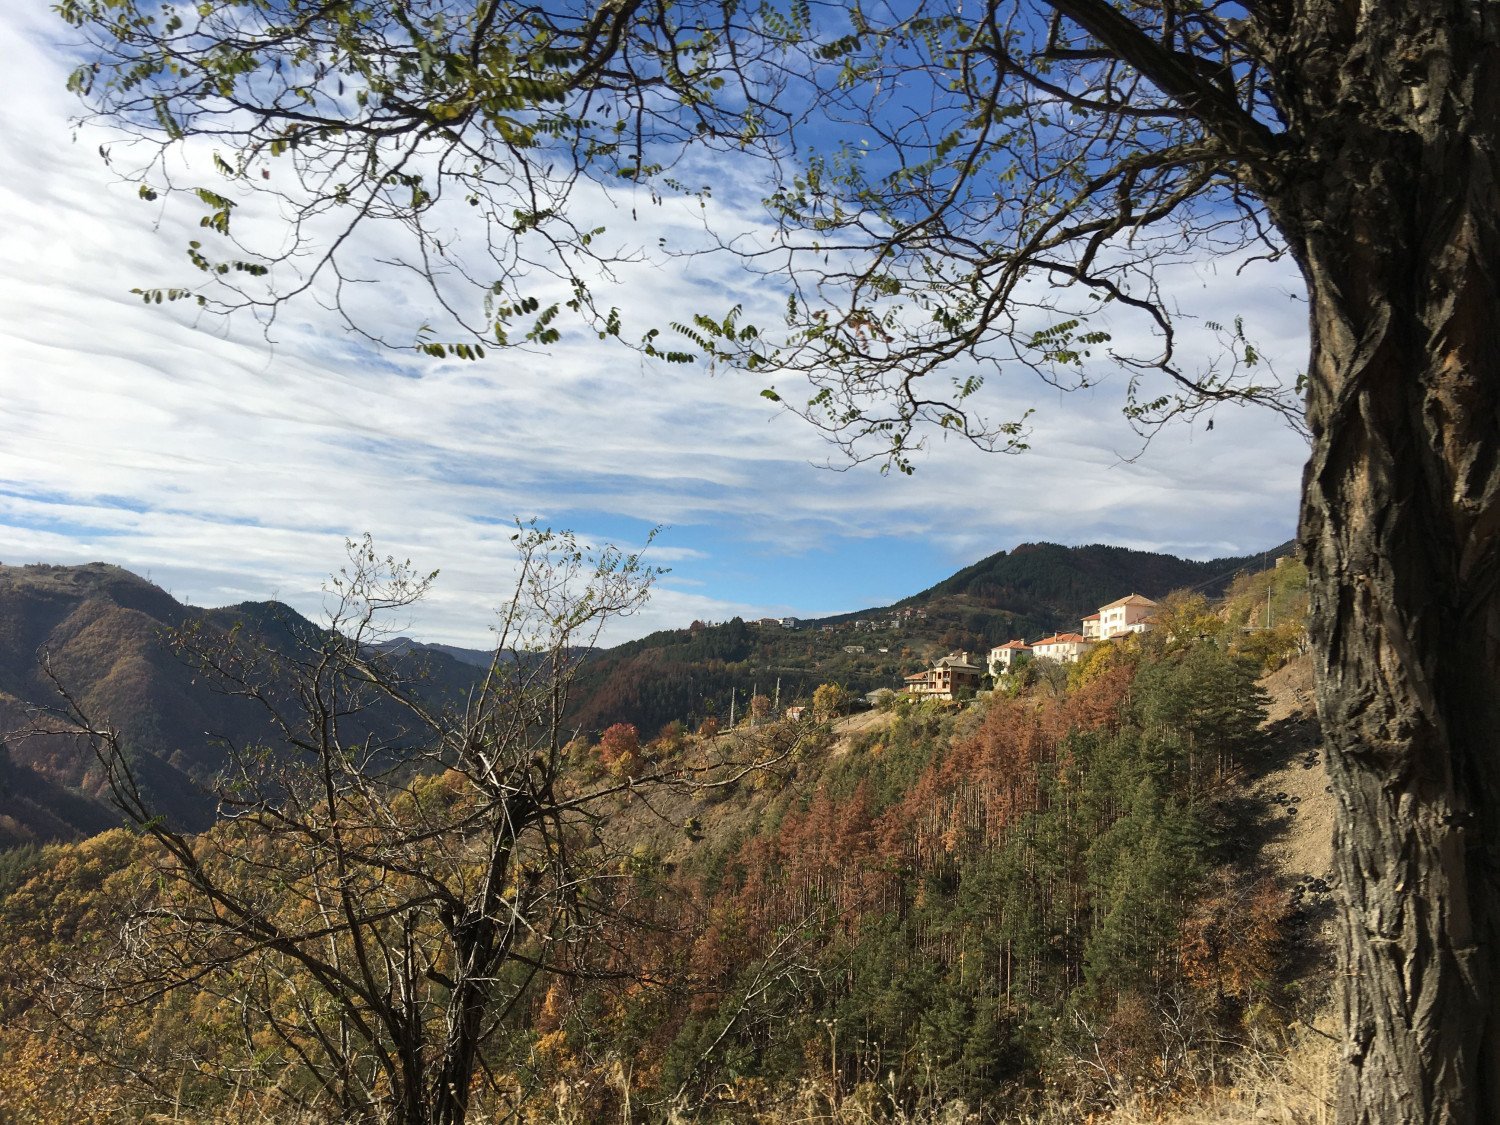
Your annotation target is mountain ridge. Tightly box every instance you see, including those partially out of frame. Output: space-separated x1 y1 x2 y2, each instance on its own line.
0 537 1295 848
0 563 486 848
567 537 1298 734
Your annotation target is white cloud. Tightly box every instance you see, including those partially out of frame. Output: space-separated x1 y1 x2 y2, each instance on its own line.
0 11 1308 648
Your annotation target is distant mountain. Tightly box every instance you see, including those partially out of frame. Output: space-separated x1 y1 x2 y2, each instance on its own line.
566 539 1297 736
0 564 485 849
909 539 1297 631
0 540 1295 846
369 637 499 668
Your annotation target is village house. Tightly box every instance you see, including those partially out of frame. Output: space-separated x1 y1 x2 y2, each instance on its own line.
987 639 1031 678
1030 632 1094 663
904 651 984 700
1095 593 1157 638
984 593 1158 676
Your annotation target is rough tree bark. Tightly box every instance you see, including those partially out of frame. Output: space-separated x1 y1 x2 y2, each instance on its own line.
1270 4 1500 1121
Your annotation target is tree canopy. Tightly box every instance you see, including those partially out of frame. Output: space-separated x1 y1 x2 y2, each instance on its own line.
57 0 1303 470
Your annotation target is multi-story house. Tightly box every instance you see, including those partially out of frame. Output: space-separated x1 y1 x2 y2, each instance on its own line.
1096 593 1157 638
987 639 1032 677
904 651 984 699
1030 632 1095 663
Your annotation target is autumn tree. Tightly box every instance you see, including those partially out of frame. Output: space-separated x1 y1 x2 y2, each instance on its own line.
811 681 850 723
57 1 1500 1118
595 721 642 777
40 529 667 1125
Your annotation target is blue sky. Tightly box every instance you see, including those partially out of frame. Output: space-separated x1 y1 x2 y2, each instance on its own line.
0 8 1308 647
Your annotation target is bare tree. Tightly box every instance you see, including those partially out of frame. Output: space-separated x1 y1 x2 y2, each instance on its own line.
36 528 768 1125
56 1 1500 1120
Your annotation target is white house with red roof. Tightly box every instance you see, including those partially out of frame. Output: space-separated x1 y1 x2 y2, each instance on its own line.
986 639 1031 677
1030 632 1095 663
995 595 1158 674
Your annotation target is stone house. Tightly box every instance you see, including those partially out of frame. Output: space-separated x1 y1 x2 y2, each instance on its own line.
904 651 984 700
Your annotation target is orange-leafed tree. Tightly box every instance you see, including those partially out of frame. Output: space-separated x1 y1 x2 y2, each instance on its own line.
597 722 642 778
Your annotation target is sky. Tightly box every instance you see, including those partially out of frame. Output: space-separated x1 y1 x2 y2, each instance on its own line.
0 8 1311 648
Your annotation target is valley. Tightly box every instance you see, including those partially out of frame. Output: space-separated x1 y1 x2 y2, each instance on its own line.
0 542 1335 1123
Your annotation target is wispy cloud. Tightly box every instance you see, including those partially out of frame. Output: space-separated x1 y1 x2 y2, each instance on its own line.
1 11 1308 647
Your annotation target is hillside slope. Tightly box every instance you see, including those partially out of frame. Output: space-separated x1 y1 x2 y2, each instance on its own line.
569 538 1295 736
915 539 1293 622
0 564 485 846
1095 655 1339 1125
548 623 1342 1120
0 538 1296 849
0 582 1340 1122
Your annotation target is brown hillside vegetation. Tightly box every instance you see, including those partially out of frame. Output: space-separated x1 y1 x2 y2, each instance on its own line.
530 613 1337 1121
0 562 491 848
0 567 1340 1123
605 655 1341 1125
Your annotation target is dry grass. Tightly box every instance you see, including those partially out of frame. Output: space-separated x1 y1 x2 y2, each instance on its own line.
1086 1028 1337 1125
534 1026 1337 1125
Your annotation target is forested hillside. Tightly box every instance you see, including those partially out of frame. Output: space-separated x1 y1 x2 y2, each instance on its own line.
921 540 1292 622
0 541 1291 849
568 540 1295 736
0 563 487 847
0 559 1329 1122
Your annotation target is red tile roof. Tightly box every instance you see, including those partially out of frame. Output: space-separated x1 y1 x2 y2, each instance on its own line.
1033 632 1088 647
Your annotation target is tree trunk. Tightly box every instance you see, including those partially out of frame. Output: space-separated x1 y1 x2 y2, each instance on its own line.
1277 7 1500 1120
431 969 485 1125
